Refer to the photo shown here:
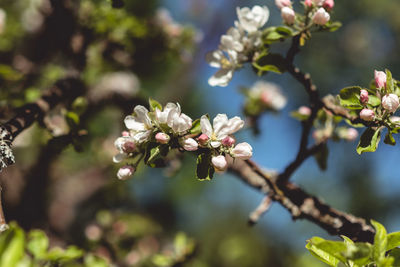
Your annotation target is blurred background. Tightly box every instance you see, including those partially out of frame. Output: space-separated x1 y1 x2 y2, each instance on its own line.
1 0 400 266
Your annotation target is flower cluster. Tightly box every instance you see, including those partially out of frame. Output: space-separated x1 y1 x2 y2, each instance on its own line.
206 5 269 87
113 99 253 180
275 0 332 26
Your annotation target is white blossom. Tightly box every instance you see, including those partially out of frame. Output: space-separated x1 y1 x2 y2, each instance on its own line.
206 50 238 87
236 6 269 33
124 106 153 143
180 138 198 151
117 166 135 180
312 8 330 25
200 114 244 148
281 7 295 25
382 94 399 113
232 142 253 160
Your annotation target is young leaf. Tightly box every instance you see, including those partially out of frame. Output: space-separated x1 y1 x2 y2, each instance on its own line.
314 143 329 171
0 225 25 267
338 86 363 109
386 69 394 94
306 237 341 266
356 128 382 154
388 248 400 266
149 98 162 111
27 230 49 259
252 53 287 75
384 131 396 146
371 220 388 263
189 118 202 135
387 231 400 251
196 153 214 180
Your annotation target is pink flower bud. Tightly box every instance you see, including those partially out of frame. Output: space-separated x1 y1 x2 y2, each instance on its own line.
304 0 312 7
345 128 358 141
298 106 311 116
275 0 291 9
374 70 387 89
155 132 170 144
180 138 198 151
117 165 135 180
323 0 334 10
122 141 136 153
211 155 228 171
197 133 209 145
222 136 236 147
360 89 369 104
382 94 399 113
232 142 253 160
312 8 330 25
360 108 375 121
122 131 130 137
281 7 295 25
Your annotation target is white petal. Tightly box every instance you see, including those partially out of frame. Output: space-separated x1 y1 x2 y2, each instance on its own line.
227 116 244 134
133 130 152 143
124 115 146 131
205 50 223 68
134 105 152 127
113 153 127 163
213 114 229 135
208 69 234 87
200 115 213 137
211 141 221 148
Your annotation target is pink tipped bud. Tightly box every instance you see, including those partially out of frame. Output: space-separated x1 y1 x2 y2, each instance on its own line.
155 132 170 144
304 0 313 7
122 141 136 153
197 134 209 145
122 131 130 137
312 8 330 25
374 70 387 89
232 142 253 160
360 89 369 104
281 7 296 25
275 0 291 9
323 0 334 10
360 108 375 121
382 94 400 113
345 128 358 141
117 165 135 180
298 106 311 116
211 155 228 172
222 136 236 147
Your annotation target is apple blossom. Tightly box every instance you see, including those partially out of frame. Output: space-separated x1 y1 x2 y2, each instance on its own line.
360 108 375 121
206 49 238 87
117 166 135 180
236 6 269 33
382 94 399 113
275 0 291 9
220 27 245 53
211 155 228 171
124 105 153 143
281 7 295 25
155 132 170 144
250 81 287 111
200 114 244 148
374 70 387 89
180 138 198 151
155 103 192 134
113 137 136 163
360 89 369 104
312 8 330 25
345 128 358 142
232 142 253 160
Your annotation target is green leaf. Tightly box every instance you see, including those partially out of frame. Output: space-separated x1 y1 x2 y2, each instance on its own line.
384 131 396 146
323 21 342 32
341 236 354 245
144 143 167 168
252 53 287 75
196 153 214 181
368 94 381 107
0 225 25 267
314 143 329 171
306 237 341 266
46 246 83 262
387 231 400 251
65 111 80 130
27 230 49 259
189 119 202 135
386 69 394 94
72 97 88 115
356 128 382 154
84 254 109 267
343 243 372 266
149 98 162 111
338 86 363 109
371 220 387 263
262 26 293 43
388 248 400 266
